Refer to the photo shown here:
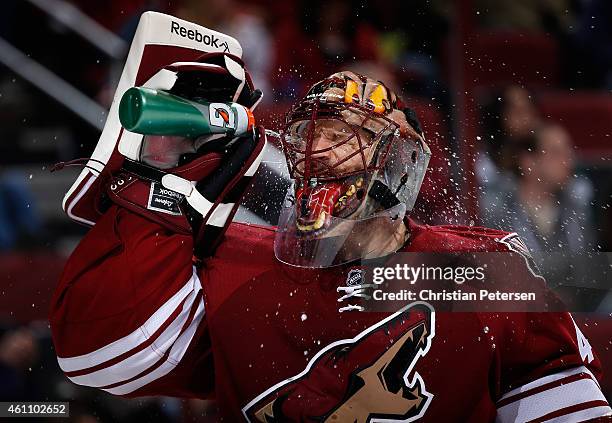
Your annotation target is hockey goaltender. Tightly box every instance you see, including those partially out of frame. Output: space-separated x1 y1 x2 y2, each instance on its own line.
49 16 611 423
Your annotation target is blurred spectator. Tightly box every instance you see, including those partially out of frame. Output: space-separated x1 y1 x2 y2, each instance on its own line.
0 327 39 400
311 0 379 66
176 0 274 102
480 85 541 169
71 0 161 34
0 170 43 251
270 0 381 98
222 6 274 101
481 123 596 252
477 85 541 215
114 1 169 41
366 0 450 98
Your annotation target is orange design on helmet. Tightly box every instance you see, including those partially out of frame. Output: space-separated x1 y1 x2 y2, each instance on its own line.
302 71 420 140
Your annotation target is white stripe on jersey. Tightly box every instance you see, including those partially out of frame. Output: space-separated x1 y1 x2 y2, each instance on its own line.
67 283 201 387
499 365 598 399
56 268 203 386
496 367 610 423
104 298 205 395
544 406 612 423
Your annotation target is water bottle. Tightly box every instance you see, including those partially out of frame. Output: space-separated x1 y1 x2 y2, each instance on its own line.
119 87 255 138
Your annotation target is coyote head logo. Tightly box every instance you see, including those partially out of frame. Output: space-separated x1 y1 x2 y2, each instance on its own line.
243 302 435 422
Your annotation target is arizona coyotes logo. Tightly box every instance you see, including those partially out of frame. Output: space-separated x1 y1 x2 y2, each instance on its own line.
242 302 435 422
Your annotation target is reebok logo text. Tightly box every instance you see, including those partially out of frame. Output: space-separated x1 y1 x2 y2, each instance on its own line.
170 21 230 52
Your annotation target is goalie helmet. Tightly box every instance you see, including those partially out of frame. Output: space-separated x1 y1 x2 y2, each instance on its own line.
274 71 431 268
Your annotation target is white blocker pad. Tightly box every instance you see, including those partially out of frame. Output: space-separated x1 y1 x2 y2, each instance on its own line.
62 11 243 226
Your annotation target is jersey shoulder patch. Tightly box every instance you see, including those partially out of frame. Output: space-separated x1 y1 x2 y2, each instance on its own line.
496 233 542 278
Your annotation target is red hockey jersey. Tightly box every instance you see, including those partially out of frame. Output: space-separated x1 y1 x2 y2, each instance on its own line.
49 206 611 422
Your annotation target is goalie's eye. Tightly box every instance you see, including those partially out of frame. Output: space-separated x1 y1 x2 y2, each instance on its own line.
295 121 310 136
312 126 348 142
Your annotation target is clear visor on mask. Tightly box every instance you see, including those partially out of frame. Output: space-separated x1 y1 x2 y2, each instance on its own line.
274 190 407 268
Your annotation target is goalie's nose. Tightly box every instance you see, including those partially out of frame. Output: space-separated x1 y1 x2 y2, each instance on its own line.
296 131 337 179
310 131 335 155
311 130 343 169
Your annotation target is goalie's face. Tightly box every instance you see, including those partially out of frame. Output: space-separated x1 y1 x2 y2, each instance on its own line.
276 105 426 269
291 119 373 234
282 108 399 237
294 119 378 177
274 71 430 268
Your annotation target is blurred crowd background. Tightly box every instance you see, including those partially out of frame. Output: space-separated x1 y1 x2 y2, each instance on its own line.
0 0 611 421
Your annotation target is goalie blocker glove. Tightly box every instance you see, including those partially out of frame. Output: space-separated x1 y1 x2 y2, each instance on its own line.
108 127 265 259
107 52 265 258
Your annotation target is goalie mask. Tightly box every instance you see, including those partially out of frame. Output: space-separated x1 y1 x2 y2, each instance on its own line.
274 71 431 268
